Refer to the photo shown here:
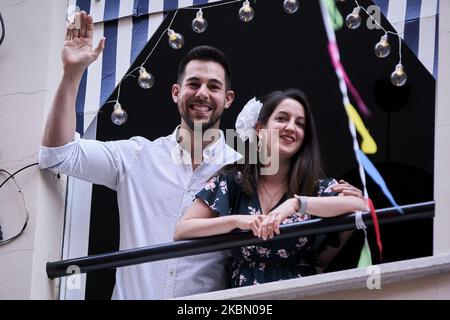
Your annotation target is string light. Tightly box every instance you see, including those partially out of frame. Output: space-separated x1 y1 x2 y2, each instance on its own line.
390 63 407 87
111 102 127 125
192 9 208 33
374 34 391 58
283 0 299 14
345 7 362 29
106 1 257 125
167 29 185 49
239 0 255 22
107 0 408 126
343 0 407 86
106 1 248 124
138 67 154 89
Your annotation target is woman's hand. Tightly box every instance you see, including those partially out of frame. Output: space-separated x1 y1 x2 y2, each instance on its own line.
235 215 265 237
260 198 298 240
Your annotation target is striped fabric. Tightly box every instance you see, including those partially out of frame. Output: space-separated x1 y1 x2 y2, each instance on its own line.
373 0 440 80
72 0 212 23
70 0 439 135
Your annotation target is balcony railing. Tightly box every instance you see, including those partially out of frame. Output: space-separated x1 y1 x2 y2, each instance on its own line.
46 201 434 279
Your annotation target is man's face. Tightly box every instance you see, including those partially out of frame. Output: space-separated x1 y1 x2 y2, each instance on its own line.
172 60 234 131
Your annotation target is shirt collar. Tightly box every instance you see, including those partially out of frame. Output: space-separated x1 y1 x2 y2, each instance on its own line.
169 125 231 165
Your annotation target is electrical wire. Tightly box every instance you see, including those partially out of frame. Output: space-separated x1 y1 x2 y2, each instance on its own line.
109 0 253 106
0 163 38 189
353 0 403 64
0 11 5 47
0 163 38 245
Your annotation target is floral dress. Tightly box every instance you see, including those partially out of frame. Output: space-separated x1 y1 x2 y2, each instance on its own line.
196 174 340 288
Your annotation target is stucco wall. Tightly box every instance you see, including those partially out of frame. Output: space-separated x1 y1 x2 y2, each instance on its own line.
434 0 450 256
0 0 67 299
304 272 450 299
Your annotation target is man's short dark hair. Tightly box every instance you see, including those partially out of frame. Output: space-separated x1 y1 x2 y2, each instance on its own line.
177 45 232 89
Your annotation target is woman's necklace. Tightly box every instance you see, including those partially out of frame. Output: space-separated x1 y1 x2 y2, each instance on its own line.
259 181 286 205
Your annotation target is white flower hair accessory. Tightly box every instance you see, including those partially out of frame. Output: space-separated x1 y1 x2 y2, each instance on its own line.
235 97 263 143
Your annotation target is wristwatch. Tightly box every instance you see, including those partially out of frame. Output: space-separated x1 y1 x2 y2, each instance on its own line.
294 194 308 214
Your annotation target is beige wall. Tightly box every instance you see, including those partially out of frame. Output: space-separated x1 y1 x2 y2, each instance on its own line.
304 272 450 299
434 0 450 255
181 254 450 300
0 0 67 299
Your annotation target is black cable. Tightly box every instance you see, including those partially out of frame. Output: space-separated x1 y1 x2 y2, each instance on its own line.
0 163 39 190
0 163 38 245
0 11 5 47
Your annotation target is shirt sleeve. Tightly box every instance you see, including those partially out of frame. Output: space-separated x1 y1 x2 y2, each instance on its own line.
39 132 143 190
195 175 234 217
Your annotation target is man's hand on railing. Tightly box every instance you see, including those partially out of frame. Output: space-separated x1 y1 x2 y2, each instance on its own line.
332 180 364 198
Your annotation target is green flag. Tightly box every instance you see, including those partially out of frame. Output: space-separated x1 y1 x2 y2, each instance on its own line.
357 238 372 268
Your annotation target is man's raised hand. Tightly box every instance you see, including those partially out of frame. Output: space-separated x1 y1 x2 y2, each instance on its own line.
63 11 105 75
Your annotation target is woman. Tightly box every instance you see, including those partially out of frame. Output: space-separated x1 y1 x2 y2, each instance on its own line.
174 88 366 287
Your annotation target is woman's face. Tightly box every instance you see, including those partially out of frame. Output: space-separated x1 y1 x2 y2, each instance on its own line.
260 98 306 161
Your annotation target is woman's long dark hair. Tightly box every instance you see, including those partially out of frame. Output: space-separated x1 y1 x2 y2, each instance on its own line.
221 88 324 197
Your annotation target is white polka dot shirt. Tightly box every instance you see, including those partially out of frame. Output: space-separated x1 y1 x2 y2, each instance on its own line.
39 127 243 299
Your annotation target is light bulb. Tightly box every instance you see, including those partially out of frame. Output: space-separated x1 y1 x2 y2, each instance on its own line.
283 0 299 14
138 67 154 89
374 34 391 58
390 63 407 87
111 102 128 125
192 9 207 33
239 0 255 22
167 29 184 49
346 7 362 29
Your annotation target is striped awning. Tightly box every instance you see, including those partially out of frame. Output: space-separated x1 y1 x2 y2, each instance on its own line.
70 0 439 135
377 0 439 78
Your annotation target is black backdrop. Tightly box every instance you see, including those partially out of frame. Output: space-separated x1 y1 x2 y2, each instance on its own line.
84 0 435 299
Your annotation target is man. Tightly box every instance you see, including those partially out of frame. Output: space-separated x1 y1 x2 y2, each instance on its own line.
40 11 240 299
40 12 362 299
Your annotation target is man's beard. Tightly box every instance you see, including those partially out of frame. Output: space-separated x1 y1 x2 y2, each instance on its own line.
180 104 223 132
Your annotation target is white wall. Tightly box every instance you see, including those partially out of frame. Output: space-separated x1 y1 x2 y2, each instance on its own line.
0 0 67 299
182 254 450 300
303 273 450 299
434 0 450 255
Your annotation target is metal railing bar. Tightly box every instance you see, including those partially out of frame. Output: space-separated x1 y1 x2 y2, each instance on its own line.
46 201 435 279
